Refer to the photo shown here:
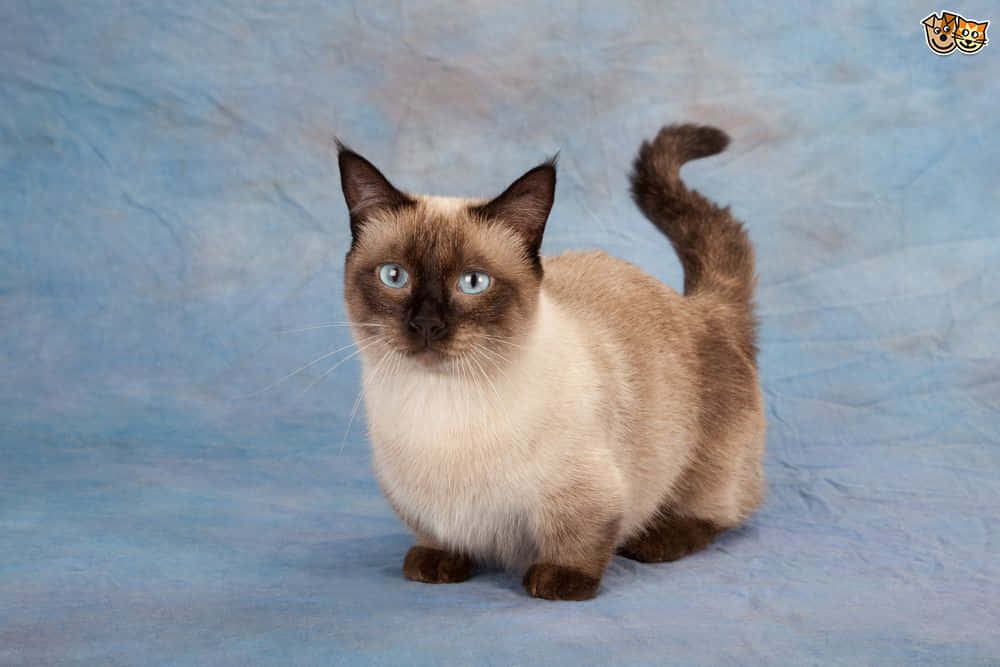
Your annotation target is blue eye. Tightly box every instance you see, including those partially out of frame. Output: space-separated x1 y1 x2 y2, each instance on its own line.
378 263 409 288
458 270 491 295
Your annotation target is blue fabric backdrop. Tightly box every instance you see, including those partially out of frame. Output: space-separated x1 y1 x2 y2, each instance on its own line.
2 1 998 664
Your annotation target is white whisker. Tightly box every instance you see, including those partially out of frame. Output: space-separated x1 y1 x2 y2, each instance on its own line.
244 337 375 398
473 342 511 367
462 354 475 392
481 334 525 350
275 322 388 334
468 348 504 406
291 337 382 403
339 348 395 456
458 353 471 390
471 347 522 441
472 344 514 389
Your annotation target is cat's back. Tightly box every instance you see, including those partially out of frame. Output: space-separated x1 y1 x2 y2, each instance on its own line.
541 250 692 341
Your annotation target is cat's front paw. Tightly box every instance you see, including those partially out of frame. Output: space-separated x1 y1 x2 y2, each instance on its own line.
523 563 600 601
402 546 473 584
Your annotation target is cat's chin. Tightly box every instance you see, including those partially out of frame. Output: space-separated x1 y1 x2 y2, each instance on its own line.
402 345 453 370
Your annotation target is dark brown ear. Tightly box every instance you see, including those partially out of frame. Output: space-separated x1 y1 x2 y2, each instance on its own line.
471 158 557 261
336 140 414 238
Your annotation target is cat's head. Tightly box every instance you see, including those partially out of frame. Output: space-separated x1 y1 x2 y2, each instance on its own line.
337 144 555 371
955 17 988 53
923 12 958 54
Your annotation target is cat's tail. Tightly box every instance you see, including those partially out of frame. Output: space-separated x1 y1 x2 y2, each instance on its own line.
629 124 757 357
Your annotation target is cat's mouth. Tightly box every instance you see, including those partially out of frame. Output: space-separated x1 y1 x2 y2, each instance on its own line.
403 340 451 364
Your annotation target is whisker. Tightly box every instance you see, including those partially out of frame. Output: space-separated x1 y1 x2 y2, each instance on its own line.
244 337 375 398
458 353 471 389
464 355 480 406
462 354 475 391
472 344 515 387
385 349 404 400
473 342 511 367
467 348 504 406
291 337 382 404
481 334 525 350
339 348 395 455
467 348 520 441
340 391 365 455
452 352 465 386
275 322 388 334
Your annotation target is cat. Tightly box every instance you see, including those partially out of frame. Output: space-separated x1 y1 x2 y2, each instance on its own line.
955 16 988 53
338 124 765 601
922 12 958 55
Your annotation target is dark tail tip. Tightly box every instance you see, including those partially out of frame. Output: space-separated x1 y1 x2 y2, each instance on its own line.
629 125 729 213
647 124 730 166
629 124 729 219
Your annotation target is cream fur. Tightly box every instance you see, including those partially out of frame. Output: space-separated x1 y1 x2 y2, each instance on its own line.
357 251 764 570
339 127 764 597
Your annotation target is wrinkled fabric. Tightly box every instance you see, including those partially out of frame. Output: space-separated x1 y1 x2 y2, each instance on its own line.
1 2 998 665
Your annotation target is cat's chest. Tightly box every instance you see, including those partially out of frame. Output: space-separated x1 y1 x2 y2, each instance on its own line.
365 377 532 484
363 370 541 557
363 358 532 447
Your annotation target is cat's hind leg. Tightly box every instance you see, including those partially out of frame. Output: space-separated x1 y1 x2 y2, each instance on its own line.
618 405 765 563
616 510 722 563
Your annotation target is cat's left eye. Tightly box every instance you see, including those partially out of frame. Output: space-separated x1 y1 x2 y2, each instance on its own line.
972 31 979 38
457 270 491 295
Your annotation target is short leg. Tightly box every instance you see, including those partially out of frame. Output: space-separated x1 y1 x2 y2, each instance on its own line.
523 563 602 601
384 495 474 584
523 512 621 601
403 542 474 584
617 511 721 563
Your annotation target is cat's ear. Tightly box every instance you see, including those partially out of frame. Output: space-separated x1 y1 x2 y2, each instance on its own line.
472 158 557 259
336 140 414 238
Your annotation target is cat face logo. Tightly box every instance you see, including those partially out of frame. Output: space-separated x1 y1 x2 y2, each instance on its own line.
923 12 958 54
955 17 988 53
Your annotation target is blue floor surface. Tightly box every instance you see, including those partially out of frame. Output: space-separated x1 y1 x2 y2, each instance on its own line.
2 2 998 664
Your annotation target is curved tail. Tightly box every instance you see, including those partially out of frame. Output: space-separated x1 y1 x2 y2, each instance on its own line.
629 124 757 358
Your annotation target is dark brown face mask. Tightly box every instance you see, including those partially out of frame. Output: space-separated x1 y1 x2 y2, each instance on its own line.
337 145 555 368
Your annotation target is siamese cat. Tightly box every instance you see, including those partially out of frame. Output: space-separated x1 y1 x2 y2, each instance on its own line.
338 124 764 601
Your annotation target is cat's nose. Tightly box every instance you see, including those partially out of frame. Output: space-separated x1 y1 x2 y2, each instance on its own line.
408 314 447 341
939 34 948 41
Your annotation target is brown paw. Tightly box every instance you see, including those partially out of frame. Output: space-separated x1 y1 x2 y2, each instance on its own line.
402 546 473 584
523 563 600 601
618 515 720 563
